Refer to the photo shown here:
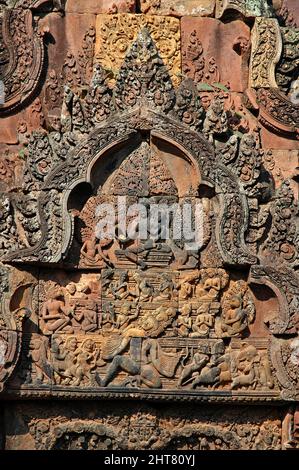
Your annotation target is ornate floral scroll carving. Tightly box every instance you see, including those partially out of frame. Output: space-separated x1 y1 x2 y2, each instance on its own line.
0 191 41 258
0 26 297 407
44 24 96 122
113 29 176 114
262 180 298 268
271 337 299 400
245 6 299 136
7 1 65 9
95 14 181 88
182 28 220 85
3 108 255 268
0 329 20 392
216 132 272 256
0 5 46 115
21 405 281 450
173 78 205 133
249 18 282 89
0 263 33 392
2 29 255 270
276 27 299 97
248 87 299 136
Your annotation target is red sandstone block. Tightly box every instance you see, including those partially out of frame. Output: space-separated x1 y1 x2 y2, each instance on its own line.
181 17 251 93
65 0 136 14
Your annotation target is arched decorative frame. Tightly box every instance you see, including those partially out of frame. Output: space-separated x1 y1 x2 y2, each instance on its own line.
5 108 256 269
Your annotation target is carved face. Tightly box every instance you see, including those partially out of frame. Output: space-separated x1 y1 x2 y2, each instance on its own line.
29 338 42 350
82 339 95 353
181 304 192 316
65 337 77 352
122 306 131 315
50 287 64 300
66 283 77 296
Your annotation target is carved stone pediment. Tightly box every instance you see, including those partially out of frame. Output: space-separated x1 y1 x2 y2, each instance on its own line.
2 29 256 269
0 27 298 407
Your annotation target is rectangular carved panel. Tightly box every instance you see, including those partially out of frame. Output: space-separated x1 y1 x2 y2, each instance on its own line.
95 14 181 87
2 402 284 450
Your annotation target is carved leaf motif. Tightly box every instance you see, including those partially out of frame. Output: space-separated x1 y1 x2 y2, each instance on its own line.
114 28 176 114
0 7 45 114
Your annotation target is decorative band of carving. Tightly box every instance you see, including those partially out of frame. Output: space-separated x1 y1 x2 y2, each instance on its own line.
249 17 282 89
0 8 45 115
256 88 299 135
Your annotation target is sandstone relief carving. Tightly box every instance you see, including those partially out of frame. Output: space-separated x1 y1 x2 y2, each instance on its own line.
0 2 298 451
95 14 181 87
248 15 299 137
216 0 273 19
0 29 297 405
249 18 282 89
4 402 283 450
0 2 49 115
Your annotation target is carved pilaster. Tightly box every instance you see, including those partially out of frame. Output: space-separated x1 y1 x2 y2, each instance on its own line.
249 18 282 89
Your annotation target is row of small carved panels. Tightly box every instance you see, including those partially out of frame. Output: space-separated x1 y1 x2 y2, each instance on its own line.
36 268 255 339
8 333 279 395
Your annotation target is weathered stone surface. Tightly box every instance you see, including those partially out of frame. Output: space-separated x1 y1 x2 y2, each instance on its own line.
65 0 136 14
2 402 283 449
0 30 297 407
261 124 299 150
181 17 251 92
38 12 96 124
0 100 45 146
0 115 24 146
95 14 181 86
278 0 299 27
216 0 273 19
0 6 46 116
0 148 24 192
276 27 299 97
140 0 215 16
249 18 282 89
263 149 299 198
0 0 299 452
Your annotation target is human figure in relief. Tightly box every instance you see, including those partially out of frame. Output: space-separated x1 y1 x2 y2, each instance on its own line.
40 288 73 335
175 303 192 337
81 235 112 267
